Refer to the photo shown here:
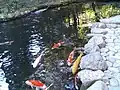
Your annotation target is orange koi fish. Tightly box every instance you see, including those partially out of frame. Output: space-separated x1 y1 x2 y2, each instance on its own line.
51 41 64 49
67 50 75 66
25 80 53 90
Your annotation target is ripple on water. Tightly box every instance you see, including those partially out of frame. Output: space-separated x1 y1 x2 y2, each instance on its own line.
0 62 9 90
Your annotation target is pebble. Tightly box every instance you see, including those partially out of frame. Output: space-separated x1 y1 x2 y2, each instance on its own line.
106 61 113 67
114 46 120 50
110 78 119 86
107 51 115 56
114 39 120 43
108 67 119 73
107 56 117 63
113 60 120 68
105 38 114 43
100 48 109 53
113 73 120 84
108 86 120 90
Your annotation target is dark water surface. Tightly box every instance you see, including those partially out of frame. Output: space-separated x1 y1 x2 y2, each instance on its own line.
0 5 78 90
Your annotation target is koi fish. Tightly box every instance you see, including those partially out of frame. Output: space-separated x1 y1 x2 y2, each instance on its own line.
67 50 75 66
25 80 53 90
32 50 45 68
72 52 83 75
51 41 64 49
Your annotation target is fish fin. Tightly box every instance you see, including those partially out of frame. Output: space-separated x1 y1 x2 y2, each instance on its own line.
35 87 40 90
45 83 53 90
30 85 34 89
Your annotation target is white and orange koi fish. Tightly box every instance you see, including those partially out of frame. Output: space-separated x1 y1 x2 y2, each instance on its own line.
32 50 45 68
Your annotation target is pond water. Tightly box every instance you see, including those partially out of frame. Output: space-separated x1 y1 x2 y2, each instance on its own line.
0 4 79 90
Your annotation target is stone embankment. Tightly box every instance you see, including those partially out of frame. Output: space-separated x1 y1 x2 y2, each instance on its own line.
78 15 120 90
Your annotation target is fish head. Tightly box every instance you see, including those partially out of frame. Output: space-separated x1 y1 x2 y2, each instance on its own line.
25 80 33 86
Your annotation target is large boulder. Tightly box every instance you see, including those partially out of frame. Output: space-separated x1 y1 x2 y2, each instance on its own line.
84 36 105 54
84 43 100 54
78 70 104 86
87 81 109 90
80 52 108 70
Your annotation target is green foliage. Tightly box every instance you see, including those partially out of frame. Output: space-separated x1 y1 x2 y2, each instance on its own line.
64 3 120 42
99 4 120 18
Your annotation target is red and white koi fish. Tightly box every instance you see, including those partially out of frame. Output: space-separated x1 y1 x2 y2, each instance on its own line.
32 50 45 68
25 80 53 90
67 50 75 66
51 41 64 49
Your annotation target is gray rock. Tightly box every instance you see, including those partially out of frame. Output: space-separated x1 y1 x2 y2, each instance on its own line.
114 39 120 43
87 34 105 38
108 67 119 73
89 36 106 48
107 51 115 56
84 43 100 54
102 56 107 61
105 38 114 43
114 46 120 50
91 28 108 34
84 36 105 53
114 43 120 46
100 15 120 24
110 78 119 86
106 61 113 67
108 46 117 53
106 24 118 28
108 30 115 34
108 86 120 90
80 52 108 70
113 60 120 68
87 81 108 90
101 53 109 57
113 73 120 84
106 43 115 47
91 22 107 28
78 70 104 86
114 54 120 59
100 48 109 53
104 70 114 79
107 56 117 63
